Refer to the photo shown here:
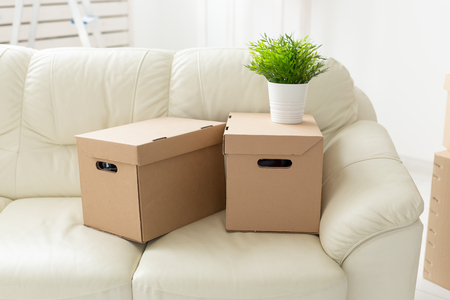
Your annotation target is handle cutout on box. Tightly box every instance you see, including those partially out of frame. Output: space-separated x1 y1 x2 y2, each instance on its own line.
201 125 213 129
152 137 167 142
257 159 292 168
96 161 118 173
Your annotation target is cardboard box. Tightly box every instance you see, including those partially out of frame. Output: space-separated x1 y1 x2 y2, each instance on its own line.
443 75 450 150
424 150 450 289
223 113 323 233
76 117 226 243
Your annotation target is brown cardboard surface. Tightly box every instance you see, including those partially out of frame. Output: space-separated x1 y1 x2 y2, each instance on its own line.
76 117 226 243
444 76 450 150
424 150 450 289
138 144 226 241
76 117 225 166
77 145 142 242
223 113 323 233
224 113 322 156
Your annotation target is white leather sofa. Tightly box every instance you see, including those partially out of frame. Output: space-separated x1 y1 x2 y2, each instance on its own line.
0 45 424 300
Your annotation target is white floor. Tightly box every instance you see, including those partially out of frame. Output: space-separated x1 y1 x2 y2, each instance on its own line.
402 156 450 300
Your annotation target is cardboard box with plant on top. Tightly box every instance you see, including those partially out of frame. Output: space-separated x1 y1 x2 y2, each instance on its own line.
223 112 323 234
76 117 226 243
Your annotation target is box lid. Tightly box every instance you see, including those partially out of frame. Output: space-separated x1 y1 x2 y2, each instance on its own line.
436 150 450 160
76 117 225 166
223 113 323 156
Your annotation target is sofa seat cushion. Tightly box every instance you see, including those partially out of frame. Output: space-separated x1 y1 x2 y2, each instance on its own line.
0 198 145 300
132 211 347 300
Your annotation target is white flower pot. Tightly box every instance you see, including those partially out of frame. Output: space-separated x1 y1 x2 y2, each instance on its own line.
268 82 308 124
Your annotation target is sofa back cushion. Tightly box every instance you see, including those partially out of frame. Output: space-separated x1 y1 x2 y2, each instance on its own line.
1 46 358 199
0 46 174 199
169 49 357 145
0 46 36 199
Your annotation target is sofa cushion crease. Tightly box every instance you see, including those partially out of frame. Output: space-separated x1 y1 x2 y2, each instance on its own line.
0 282 132 300
342 220 422 300
321 159 423 264
0 198 145 300
6 46 174 199
339 217 420 266
320 121 424 263
132 211 347 300
132 275 347 300
341 219 421 265
0 45 36 199
0 197 12 213
322 156 402 186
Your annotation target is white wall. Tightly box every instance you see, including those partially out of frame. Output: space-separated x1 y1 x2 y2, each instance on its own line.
311 0 450 163
130 0 311 50
130 0 448 163
130 0 200 50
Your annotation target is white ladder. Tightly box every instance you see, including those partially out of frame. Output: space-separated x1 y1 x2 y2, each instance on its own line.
10 0 104 48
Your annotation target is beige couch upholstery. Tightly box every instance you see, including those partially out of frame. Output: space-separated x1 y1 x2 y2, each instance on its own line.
0 45 423 300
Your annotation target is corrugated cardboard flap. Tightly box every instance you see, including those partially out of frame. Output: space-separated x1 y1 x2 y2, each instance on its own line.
137 124 225 165
76 117 226 166
223 113 323 156
224 134 322 156
76 136 139 165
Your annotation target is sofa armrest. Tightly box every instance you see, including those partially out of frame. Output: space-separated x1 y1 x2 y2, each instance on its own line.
0 197 12 213
319 120 424 264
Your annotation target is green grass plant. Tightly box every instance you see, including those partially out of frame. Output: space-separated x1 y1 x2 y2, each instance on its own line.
245 33 328 84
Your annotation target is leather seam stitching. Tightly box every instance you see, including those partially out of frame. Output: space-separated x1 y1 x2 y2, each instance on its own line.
132 275 347 300
130 50 150 123
322 156 402 186
349 79 358 119
0 48 7 59
50 51 61 145
13 144 75 152
339 218 419 265
14 49 34 200
341 220 419 266
197 51 209 120
166 52 175 117
0 282 131 300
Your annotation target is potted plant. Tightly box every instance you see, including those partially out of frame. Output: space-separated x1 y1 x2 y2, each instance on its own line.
245 33 328 124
